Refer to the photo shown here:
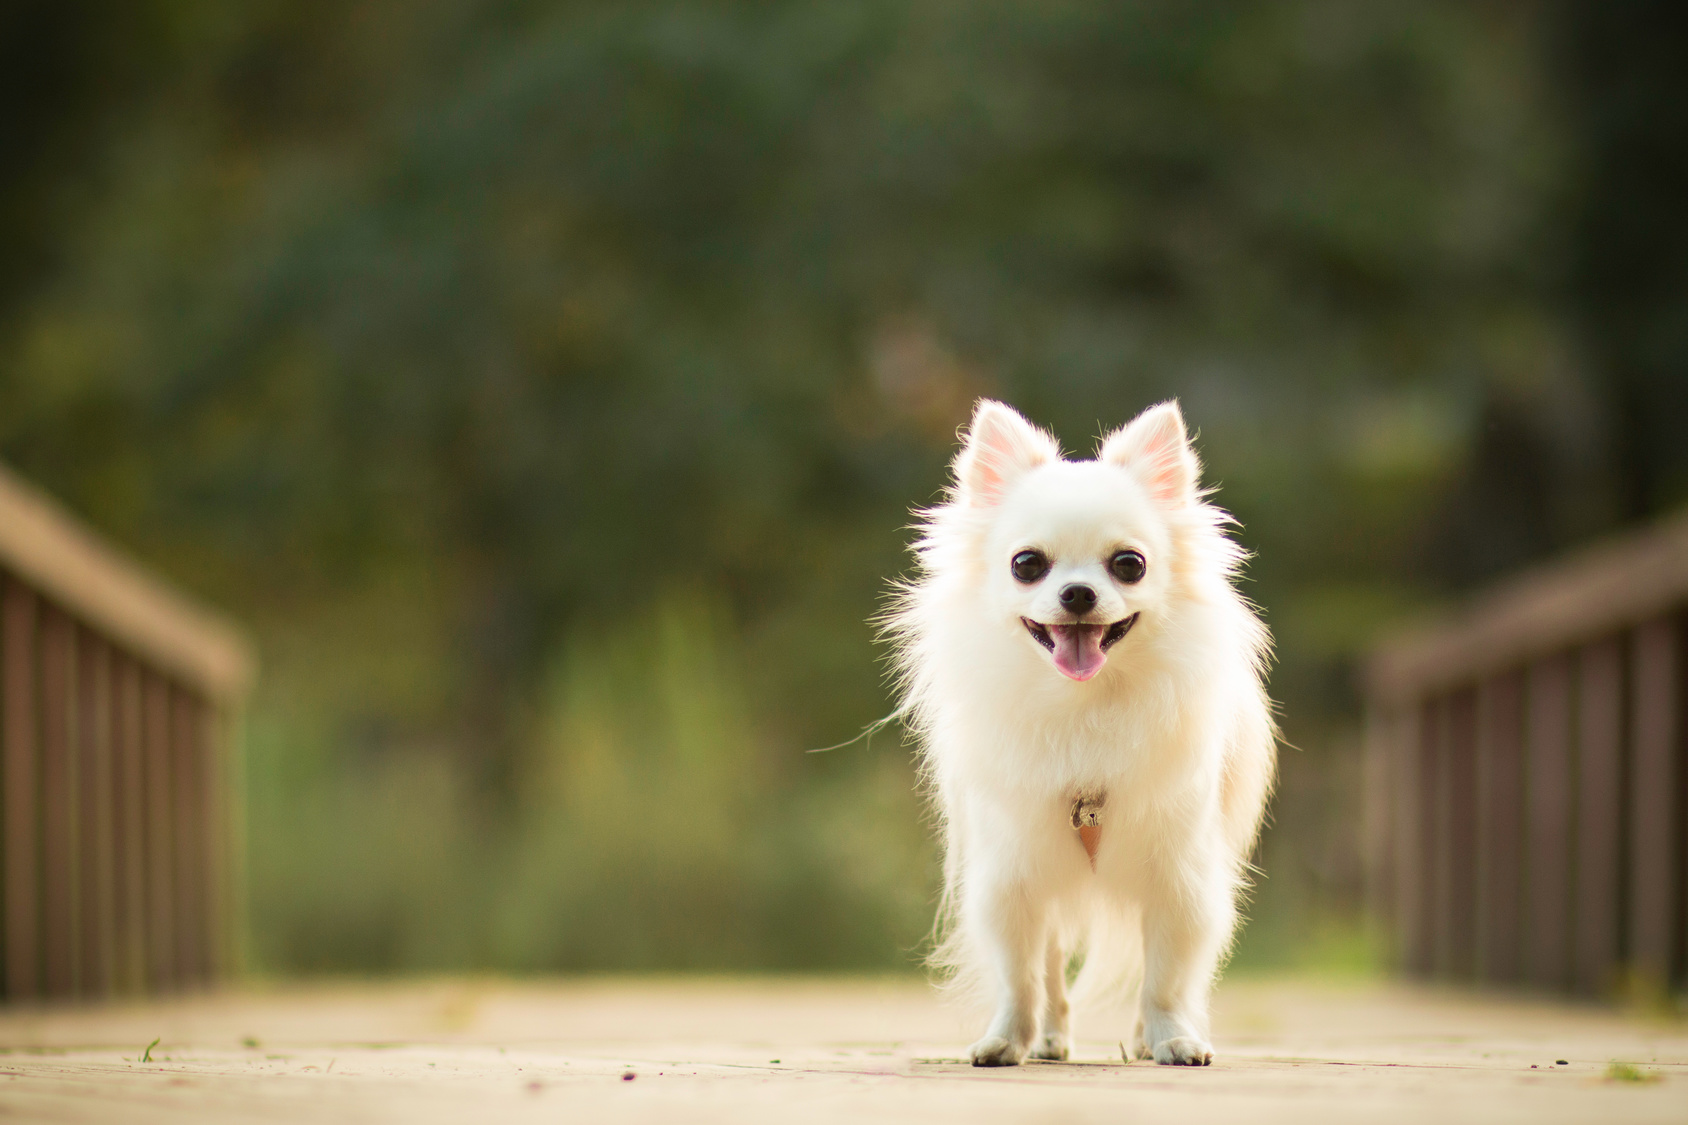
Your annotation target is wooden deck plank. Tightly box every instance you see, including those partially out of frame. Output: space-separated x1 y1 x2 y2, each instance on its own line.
0 978 1680 1125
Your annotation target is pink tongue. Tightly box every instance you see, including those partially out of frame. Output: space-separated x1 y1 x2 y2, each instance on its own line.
1051 624 1107 681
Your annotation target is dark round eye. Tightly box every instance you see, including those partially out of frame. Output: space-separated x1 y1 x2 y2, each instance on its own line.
1011 549 1050 584
1109 549 1146 584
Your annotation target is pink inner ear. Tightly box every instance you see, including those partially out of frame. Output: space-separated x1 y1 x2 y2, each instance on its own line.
961 406 1054 506
1136 433 1189 505
1103 405 1196 507
964 420 1021 505
968 451 1010 505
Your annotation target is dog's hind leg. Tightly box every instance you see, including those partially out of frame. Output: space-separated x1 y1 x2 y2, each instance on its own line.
1028 935 1071 1060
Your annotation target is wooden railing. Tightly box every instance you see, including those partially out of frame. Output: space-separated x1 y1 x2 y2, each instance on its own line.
1365 511 1687 997
0 464 253 1002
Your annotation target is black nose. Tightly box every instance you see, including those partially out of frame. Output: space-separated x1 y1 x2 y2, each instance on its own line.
1059 584 1096 615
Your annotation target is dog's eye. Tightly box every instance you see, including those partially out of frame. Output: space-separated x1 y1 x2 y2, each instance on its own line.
1010 550 1050 584
1109 549 1146 584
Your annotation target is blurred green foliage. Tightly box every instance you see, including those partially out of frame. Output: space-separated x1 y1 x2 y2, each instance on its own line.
0 0 1683 974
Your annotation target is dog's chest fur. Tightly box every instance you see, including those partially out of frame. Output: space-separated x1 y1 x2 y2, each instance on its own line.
932 656 1222 799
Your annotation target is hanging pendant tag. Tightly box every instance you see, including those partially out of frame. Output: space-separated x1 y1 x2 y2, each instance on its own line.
1070 793 1105 870
1077 824 1102 866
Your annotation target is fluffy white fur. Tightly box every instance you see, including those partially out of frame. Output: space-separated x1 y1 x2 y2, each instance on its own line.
884 399 1274 1067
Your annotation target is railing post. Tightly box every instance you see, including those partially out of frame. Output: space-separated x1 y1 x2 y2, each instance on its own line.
39 605 77 996
1402 698 1438 976
76 630 115 998
1574 636 1625 995
171 686 205 985
2 578 39 1001
1628 616 1682 994
1434 689 1478 980
1525 654 1574 991
1476 671 1525 983
142 671 174 992
113 653 147 995
1363 705 1398 960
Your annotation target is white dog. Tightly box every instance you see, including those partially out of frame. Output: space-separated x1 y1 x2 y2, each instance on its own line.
884 399 1274 1067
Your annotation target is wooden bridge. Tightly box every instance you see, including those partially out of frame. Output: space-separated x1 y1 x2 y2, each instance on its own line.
0 464 253 1003
0 468 1680 1122
1366 511 1688 998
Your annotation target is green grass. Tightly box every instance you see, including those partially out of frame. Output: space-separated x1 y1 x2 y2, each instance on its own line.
1604 1061 1661 1084
246 595 939 975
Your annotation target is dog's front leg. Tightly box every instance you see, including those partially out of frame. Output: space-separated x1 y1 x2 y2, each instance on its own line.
964 873 1045 1067
1135 854 1232 1066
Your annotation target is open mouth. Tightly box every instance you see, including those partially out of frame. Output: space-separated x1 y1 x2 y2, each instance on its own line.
1021 614 1140 682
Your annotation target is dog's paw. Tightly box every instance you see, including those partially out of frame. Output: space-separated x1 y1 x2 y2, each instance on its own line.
1029 1031 1069 1061
969 1035 1028 1067
1150 1036 1213 1066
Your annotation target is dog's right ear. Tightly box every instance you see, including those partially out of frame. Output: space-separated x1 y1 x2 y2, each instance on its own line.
953 400 1059 507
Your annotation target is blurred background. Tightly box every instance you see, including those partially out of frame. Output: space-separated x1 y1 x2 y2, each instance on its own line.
0 0 1684 978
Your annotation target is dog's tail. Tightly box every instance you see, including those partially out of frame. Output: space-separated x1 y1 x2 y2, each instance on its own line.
927 895 1143 1018
924 803 1146 1019
923 808 995 1010
1068 898 1144 1014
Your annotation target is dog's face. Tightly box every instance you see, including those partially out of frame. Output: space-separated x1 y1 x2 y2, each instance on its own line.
951 400 1198 682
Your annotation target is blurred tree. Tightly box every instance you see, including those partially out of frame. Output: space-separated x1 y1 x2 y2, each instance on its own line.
0 0 1677 972
1561 0 1688 518
0 0 173 306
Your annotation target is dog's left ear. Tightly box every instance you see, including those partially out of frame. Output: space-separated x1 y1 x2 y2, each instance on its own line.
1099 401 1200 508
